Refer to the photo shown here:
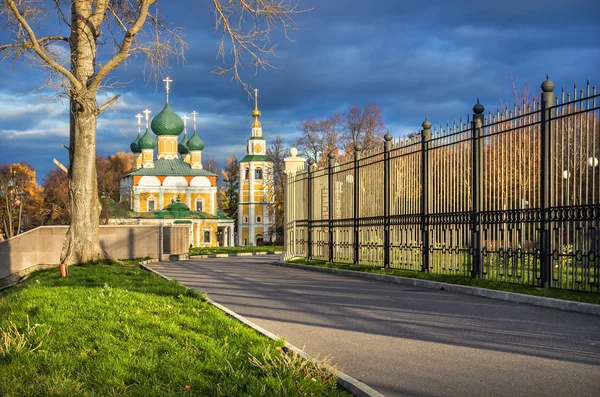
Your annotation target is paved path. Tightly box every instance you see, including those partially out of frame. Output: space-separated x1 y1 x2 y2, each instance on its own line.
149 257 600 397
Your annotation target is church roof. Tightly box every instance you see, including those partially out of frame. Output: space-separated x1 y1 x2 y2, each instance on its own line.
151 103 184 136
130 132 141 153
138 128 157 150
187 130 205 151
126 159 217 177
240 154 271 163
110 196 232 220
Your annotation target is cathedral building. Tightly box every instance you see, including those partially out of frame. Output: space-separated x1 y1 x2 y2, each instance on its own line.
238 90 275 246
113 78 234 247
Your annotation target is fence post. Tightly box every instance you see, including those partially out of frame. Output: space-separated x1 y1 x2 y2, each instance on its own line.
472 100 485 278
328 152 336 263
283 148 307 260
421 119 432 272
384 133 393 268
354 144 363 265
307 158 315 260
540 76 555 288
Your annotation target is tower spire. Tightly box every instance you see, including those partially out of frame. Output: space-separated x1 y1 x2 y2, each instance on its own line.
191 110 198 131
251 88 262 131
143 109 151 129
136 113 143 134
181 114 189 137
163 76 173 103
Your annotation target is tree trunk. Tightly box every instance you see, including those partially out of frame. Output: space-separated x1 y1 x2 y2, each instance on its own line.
60 97 103 264
60 2 103 264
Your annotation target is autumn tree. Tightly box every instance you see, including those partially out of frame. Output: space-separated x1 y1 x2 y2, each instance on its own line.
219 155 239 224
97 152 134 224
267 136 287 242
42 167 70 225
0 163 45 238
0 0 305 263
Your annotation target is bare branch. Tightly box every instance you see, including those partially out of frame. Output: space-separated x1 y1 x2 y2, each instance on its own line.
211 0 310 91
89 0 156 91
0 35 68 51
4 0 81 89
96 94 121 115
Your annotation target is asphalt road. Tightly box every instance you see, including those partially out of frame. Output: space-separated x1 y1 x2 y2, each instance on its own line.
149 256 600 397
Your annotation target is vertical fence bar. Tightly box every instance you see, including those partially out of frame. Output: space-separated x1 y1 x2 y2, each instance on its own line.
328 153 335 263
354 144 362 264
307 159 314 260
540 76 555 288
384 134 393 268
472 100 485 278
421 119 432 272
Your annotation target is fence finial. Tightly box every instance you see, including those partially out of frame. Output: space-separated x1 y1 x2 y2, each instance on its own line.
473 99 484 114
541 75 555 93
354 143 363 152
422 118 432 130
384 133 393 141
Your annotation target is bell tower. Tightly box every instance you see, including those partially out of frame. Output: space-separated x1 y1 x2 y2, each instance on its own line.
238 89 274 246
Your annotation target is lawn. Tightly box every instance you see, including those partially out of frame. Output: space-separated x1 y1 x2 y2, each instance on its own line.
0 260 347 396
190 246 283 256
288 258 600 305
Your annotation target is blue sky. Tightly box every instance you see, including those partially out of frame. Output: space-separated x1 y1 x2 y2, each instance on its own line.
0 0 599 182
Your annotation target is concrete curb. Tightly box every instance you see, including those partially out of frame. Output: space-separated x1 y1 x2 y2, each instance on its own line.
190 251 282 259
140 264 384 397
274 261 600 317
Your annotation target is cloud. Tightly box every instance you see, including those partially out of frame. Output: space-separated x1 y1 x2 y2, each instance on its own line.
1 0 599 182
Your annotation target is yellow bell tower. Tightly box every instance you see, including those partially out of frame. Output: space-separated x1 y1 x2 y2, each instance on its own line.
238 89 274 246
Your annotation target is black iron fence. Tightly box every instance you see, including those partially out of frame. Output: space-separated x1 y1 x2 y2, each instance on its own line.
285 76 600 292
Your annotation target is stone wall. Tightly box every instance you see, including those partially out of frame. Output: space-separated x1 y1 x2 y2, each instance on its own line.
0 225 189 284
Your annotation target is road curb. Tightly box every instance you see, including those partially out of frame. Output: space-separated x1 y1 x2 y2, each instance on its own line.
190 251 282 259
274 261 600 317
140 264 384 397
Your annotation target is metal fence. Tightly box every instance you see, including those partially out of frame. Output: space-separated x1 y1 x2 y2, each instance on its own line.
285 77 600 292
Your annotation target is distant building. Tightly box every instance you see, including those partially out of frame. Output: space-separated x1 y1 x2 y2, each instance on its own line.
238 90 275 245
112 78 234 247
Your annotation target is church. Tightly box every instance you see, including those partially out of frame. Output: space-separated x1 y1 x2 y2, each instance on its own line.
113 78 234 247
112 78 274 247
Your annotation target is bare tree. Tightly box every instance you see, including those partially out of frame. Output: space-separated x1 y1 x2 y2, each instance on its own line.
295 114 342 166
267 136 287 241
0 0 305 263
341 104 387 154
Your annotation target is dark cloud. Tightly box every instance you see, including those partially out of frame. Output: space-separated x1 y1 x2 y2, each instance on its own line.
1 0 599 180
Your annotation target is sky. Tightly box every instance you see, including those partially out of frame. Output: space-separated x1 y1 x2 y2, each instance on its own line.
0 0 599 182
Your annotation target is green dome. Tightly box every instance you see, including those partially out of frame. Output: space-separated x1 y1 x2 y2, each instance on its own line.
187 130 205 151
138 128 157 150
130 132 141 153
178 134 189 155
151 103 184 136
163 196 190 212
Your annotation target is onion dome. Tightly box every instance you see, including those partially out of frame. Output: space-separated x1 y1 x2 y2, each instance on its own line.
130 132 141 153
164 196 190 212
150 103 184 136
178 134 189 155
138 128 157 150
187 130 205 151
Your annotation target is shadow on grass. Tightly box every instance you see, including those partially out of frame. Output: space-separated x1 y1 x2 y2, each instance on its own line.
0 260 204 301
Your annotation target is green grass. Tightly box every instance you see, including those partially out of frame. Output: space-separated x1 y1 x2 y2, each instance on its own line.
0 260 347 396
288 258 600 305
190 246 284 256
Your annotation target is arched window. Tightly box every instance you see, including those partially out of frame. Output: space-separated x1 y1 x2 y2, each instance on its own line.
255 168 263 180
147 197 156 211
244 168 250 180
195 198 204 212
